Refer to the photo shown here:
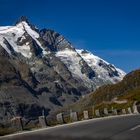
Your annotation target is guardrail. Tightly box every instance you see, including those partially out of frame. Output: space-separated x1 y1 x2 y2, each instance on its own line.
1 103 139 133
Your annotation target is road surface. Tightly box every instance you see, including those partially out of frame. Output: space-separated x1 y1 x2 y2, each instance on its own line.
0 114 140 140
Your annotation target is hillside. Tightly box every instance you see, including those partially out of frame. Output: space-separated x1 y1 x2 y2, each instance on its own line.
63 69 140 112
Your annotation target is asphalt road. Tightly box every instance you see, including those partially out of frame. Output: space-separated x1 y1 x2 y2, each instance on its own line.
0 114 140 140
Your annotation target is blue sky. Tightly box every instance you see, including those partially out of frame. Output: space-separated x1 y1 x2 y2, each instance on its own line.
0 0 140 73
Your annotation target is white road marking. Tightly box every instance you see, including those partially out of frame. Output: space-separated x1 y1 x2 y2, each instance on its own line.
130 125 140 131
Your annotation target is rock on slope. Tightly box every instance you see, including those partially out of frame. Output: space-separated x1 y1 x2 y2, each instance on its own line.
0 16 125 121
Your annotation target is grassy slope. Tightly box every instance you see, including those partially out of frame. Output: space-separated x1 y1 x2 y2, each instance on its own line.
56 69 140 115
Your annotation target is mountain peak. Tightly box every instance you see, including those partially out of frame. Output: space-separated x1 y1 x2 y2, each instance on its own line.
15 16 39 33
15 16 30 25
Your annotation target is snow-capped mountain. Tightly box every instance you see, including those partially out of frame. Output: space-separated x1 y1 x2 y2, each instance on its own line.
0 17 125 120
77 49 125 82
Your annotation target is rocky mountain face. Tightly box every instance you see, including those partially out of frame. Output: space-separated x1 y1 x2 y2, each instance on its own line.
0 17 125 121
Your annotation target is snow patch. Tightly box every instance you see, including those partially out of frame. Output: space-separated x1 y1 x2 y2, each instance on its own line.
0 23 32 58
56 49 83 77
21 22 48 55
76 49 126 82
0 21 49 57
